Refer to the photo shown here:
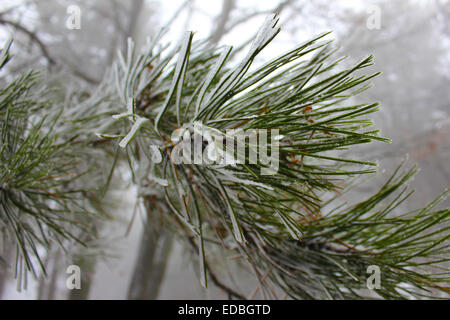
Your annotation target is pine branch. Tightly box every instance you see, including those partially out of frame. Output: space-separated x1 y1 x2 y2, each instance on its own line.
0 41 105 288
99 15 450 299
1 13 448 299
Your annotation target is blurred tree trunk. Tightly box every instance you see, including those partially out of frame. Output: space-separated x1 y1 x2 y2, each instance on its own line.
67 0 146 300
37 249 61 300
0 246 12 298
68 0 146 300
68 255 96 300
0 270 6 298
209 0 236 45
122 0 144 53
127 197 174 300
68 226 98 300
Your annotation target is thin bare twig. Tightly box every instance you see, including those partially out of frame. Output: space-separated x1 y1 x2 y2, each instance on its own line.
209 0 236 45
0 18 56 66
162 0 192 30
219 0 296 41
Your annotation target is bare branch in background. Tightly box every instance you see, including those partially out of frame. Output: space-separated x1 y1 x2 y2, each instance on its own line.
209 0 236 45
0 0 37 16
209 0 296 45
162 0 192 30
0 15 100 84
57 47 101 84
0 18 56 67
226 0 295 30
0 245 12 298
122 0 144 53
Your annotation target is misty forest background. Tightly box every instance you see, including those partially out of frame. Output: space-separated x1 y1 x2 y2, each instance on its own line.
0 0 449 299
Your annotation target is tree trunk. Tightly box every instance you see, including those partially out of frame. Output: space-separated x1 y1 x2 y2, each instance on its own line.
37 249 61 300
0 246 12 298
68 254 96 300
127 197 174 300
122 0 144 53
68 214 99 300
